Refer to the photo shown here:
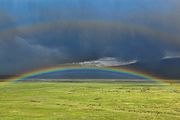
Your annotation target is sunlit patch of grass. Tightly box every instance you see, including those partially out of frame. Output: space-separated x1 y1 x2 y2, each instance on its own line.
0 82 179 120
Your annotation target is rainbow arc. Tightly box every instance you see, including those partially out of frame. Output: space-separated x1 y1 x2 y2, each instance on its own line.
7 65 168 84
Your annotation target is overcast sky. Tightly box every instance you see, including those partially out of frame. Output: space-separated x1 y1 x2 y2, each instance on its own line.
0 0 180 74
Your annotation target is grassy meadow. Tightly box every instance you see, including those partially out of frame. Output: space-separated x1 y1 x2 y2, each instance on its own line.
0 82 179 120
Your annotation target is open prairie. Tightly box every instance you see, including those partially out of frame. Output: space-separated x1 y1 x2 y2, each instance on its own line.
0 82 179 120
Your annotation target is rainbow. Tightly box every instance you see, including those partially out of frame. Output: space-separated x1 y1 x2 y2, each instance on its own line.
7 65 168 84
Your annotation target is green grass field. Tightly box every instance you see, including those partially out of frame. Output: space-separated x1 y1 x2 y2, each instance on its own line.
0 82 179 120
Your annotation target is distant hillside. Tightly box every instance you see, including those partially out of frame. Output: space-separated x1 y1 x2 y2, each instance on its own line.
120 58 180 79
0 58 180 80
0 75 17 79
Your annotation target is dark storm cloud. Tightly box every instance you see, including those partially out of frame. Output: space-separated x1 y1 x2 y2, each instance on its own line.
0 36 67 74
0 20 180 74
0 0 180 74
0 14 67 74
10 21 178 61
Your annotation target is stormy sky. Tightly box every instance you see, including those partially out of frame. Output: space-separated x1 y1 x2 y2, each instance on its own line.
0 0 180 74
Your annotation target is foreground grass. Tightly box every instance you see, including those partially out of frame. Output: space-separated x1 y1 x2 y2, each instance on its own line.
0 82 179 120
